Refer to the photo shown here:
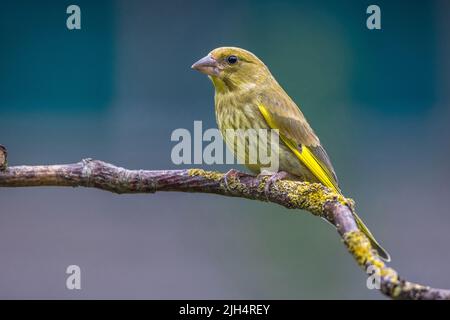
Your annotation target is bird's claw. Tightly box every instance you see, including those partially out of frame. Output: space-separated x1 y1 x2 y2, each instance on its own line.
259 171 290 199
223 169 241 191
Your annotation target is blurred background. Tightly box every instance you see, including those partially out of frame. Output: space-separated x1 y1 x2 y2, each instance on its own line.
0 0 449 299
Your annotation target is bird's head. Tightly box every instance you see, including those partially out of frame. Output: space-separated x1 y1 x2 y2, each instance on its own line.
191 47 271 93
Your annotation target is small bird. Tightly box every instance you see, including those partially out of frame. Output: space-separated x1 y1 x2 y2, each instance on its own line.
191 47 390 261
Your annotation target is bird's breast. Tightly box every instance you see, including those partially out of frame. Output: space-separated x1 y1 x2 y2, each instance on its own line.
215 93 268 132
214 92 274 173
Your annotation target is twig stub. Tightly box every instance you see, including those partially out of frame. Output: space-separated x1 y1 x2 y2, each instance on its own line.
0 145 7 171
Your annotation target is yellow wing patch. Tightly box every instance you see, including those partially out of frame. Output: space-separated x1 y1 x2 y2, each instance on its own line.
258 103 340 193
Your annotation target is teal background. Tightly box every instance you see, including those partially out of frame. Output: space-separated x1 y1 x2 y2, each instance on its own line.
0 0 449 298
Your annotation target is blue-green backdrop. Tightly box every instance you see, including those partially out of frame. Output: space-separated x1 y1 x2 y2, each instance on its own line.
0 0 449 298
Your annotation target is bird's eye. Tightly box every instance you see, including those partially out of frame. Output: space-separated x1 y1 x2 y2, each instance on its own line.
227 55 238 64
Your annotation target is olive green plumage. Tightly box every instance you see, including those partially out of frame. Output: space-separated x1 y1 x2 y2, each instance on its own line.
192 47 390 261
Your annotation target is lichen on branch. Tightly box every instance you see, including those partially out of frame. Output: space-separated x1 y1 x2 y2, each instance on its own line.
0 153 449 300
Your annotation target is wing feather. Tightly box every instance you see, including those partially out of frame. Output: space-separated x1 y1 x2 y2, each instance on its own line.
257 100 340 193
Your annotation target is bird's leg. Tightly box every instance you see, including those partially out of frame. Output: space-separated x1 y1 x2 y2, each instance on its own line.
258 170 293 199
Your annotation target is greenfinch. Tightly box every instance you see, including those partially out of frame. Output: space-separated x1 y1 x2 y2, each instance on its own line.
192 47 390 261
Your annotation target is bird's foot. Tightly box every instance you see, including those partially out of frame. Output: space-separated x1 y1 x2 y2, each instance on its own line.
222 169 242 191
258 171 291 199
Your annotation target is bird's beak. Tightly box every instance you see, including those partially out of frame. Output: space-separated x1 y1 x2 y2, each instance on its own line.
191 54 220 76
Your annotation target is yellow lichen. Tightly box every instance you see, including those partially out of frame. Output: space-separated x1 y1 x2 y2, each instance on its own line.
275 180 346 215
224 177 248 193
256 176 269 193
343 197 356 211
389 282 428 299
187 169 223 182
187 170 351 214
188 169 251 194
344 230 398 281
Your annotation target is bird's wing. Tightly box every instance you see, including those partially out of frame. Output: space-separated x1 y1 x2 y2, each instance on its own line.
258 92 391 260
258 92 340 193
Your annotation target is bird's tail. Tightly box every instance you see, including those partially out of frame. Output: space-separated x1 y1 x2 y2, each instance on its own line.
352 212 391 262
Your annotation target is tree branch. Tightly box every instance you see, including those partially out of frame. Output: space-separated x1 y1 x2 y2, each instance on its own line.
0 146 448 299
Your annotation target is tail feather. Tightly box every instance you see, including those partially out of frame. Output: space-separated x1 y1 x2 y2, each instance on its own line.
353 212 391 262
